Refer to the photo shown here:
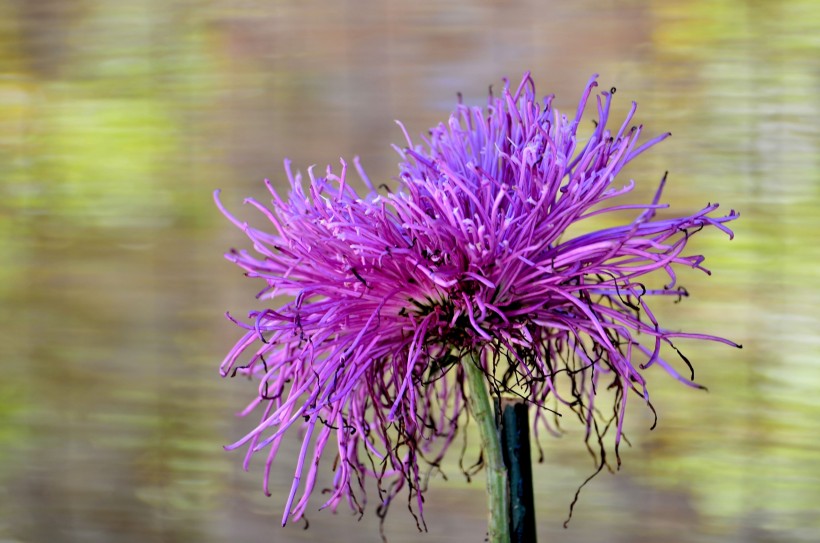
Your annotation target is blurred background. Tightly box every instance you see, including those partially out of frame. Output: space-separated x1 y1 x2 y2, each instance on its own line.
1 1 818 542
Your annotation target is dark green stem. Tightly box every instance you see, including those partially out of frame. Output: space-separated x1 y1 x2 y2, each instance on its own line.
499 399 537 543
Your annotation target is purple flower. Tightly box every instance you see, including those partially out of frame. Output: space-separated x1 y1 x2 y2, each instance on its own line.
215 73 739 528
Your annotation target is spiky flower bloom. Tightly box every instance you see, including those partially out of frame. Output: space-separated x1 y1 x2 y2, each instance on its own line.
216 73 739 528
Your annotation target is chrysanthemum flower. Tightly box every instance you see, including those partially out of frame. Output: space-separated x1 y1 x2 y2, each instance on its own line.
215 73 739 529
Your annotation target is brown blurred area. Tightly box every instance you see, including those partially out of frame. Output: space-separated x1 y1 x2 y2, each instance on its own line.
0 1 818 542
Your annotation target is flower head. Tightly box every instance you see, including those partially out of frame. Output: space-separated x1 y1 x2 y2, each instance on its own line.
216 73 739 528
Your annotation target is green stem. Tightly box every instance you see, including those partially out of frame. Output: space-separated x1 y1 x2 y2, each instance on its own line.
464 351 511 543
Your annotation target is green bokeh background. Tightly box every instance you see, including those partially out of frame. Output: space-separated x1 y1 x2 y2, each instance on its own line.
1 1 818 542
